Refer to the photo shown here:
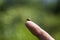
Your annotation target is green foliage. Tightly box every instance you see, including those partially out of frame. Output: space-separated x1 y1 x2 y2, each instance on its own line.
0 0 60 40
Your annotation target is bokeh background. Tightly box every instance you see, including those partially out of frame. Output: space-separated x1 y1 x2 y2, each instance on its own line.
0 0 60 40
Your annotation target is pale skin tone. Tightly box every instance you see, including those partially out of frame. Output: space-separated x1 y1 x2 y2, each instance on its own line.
25 19 55 40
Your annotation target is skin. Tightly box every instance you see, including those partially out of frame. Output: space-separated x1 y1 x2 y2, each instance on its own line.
25 19 55 40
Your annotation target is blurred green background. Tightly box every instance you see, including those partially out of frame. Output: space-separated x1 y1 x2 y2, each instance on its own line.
0 0 60 40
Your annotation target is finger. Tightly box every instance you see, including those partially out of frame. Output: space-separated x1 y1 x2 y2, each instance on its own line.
25 19 55 40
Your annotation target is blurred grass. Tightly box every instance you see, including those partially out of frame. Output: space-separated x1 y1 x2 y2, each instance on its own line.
0 0 60 40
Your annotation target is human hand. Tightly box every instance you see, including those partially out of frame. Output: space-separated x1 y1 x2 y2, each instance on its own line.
25 19 55 40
